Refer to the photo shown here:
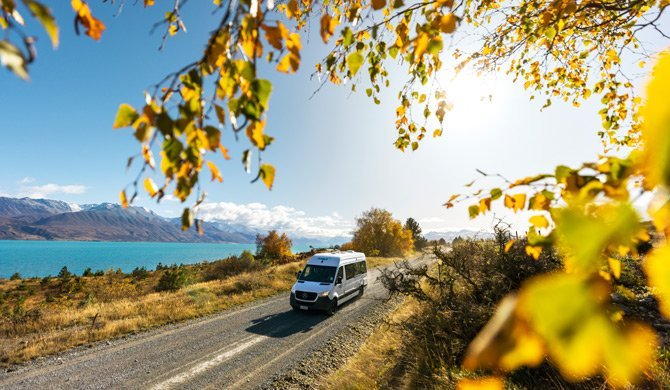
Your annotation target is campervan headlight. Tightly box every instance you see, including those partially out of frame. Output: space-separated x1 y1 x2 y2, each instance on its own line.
319 291 330 297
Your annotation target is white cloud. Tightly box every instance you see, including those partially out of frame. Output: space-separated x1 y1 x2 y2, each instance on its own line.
18 183 87 199
196 201 353 238
19 177 35 184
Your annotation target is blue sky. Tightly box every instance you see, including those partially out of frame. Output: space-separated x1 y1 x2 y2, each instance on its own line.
0 2 666 237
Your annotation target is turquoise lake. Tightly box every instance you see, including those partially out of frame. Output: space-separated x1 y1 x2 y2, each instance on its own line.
0 240 312 278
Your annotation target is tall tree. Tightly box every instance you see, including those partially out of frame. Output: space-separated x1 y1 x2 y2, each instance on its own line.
404 217 427 250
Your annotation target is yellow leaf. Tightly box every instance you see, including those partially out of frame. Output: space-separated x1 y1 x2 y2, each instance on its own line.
504 240 515 253
371 0 386 10
525 245 542 260
439 13 457 34
413 33 429 59
259 163 276 190
504 193 526 212
457 377 504 390
207 161 223 183
641 49 670 188
529 215 549 228
262 22 285 50
71 0 106 40
517 273 658 385
24 0 59 48
113 104 139 128
436 0 454 8
219 144 231 160
554 203 640 274
479 197 491 213
608 258 621 279
285 0 299 18
144 178 158 197
246 120 267 150
319 14 336 43
144 0 155 6
276 33 301 73
645 244 670 318
463 295 544 371
119 190 129 208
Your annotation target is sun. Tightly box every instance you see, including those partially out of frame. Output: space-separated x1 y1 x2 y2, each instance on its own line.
434 70 504 131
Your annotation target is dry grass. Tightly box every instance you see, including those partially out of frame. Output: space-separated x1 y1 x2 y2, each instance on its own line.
0 255 406 366
0 261 302 365
324 297 420 390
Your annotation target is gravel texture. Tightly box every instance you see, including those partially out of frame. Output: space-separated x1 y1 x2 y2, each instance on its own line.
262 296 402 389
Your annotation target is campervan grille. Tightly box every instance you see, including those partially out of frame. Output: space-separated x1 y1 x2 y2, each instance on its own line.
295 291 318 301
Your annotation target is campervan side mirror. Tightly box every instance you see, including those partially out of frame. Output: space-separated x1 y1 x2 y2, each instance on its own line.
295 271 301 279
336 276 343 285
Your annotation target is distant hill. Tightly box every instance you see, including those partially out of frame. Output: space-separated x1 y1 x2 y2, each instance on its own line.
424 229 493 242
0 197 255 243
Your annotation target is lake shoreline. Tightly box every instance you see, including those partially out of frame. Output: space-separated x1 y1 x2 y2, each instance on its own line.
0 241 317 278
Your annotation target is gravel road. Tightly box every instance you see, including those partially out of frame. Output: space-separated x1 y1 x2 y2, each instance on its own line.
0 257 426 389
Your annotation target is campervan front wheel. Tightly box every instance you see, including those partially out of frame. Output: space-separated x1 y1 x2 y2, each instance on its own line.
326 299 337 316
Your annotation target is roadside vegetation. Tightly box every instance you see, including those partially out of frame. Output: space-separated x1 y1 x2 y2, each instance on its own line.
326 227 670 388
0 226 408 366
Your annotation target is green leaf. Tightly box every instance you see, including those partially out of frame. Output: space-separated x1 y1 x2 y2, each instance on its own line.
347 51 364 76
490 188 503 200
113 104 139 129
468 205 480 219
388 46 399 59
23 0 59 48
251 79 273 110
342 27 354 47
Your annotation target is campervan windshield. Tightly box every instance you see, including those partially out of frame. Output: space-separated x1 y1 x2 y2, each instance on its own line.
299 265 337 283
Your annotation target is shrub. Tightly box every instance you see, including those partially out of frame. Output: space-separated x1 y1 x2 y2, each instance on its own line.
351 208 414 256
378 225 561 387
206 251 262 280
9 272 21 281
256 230 294 264
156 266 190 292
93 270 104 277
58 266 72 280
82 268 93 277
131 266 149 280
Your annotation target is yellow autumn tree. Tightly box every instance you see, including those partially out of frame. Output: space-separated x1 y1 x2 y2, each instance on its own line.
351 208 414 257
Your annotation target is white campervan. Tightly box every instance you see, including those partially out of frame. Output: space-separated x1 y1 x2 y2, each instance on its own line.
290 251 367 315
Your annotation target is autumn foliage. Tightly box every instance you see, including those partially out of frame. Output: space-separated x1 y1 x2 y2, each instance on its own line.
255 230 294 264
351 208 413 257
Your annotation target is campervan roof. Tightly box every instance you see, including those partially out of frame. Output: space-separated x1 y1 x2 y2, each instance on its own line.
307 251 365 267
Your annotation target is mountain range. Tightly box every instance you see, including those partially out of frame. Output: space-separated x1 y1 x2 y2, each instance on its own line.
0 197 355 245
0 196 487 245
424 229 494 242
0 197 257 243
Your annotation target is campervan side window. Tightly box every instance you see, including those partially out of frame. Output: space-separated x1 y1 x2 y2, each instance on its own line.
357 261 367 275
345 263 357 279
344 260 367 279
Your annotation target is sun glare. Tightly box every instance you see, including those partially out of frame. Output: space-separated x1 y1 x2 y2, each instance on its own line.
436 70 504 131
